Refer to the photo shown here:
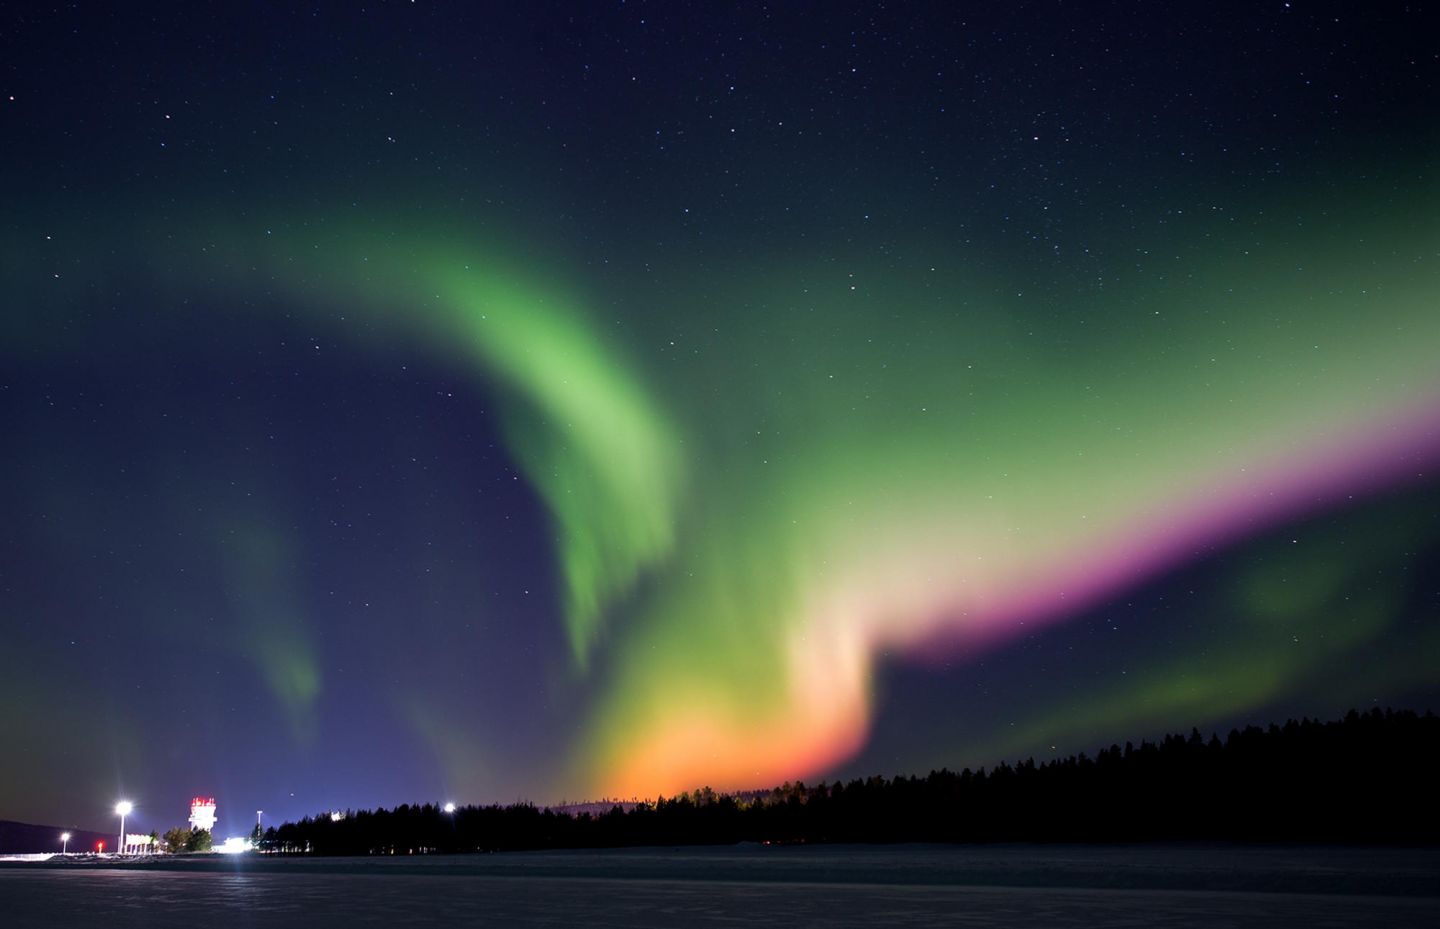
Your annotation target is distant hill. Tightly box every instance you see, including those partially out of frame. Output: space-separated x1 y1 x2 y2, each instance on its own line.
0 820 113 855
549 789 769 817
548 800 642 817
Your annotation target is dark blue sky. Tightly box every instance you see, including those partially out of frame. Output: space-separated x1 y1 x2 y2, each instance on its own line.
2 2 1436 837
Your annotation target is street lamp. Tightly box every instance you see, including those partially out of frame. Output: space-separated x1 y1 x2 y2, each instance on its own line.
115 801 133 856
443 802 456 814
60 832 71 855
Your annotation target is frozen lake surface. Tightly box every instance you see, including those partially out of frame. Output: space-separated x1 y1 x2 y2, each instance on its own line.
2 844 1436 927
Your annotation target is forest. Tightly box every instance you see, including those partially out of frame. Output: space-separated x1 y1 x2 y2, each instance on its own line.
258 708 1437 855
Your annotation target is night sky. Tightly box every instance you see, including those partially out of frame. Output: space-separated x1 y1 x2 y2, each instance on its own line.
2 2 1437 838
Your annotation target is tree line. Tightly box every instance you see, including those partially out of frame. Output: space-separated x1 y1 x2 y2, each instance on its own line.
256 708 1437 855
161 827 212 853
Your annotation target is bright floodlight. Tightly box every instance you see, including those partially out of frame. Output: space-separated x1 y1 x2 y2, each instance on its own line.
61 832 72 841
115 801 132 857
443 802 456 814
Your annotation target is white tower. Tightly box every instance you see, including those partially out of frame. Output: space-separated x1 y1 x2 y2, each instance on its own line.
189 796 218 833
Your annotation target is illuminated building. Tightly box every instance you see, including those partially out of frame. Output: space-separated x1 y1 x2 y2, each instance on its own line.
189 796 218 833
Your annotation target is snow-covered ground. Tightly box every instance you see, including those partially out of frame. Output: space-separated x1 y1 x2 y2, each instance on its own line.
1 845 1436 928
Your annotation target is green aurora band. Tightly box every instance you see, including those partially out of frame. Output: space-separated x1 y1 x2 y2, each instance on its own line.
4 167 1438 800
206 228 688 671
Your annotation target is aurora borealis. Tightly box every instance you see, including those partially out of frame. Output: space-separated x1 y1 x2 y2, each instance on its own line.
2 3 1437 834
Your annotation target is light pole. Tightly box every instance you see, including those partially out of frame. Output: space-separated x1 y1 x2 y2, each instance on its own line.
60 832 71 855
115 801 133 856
